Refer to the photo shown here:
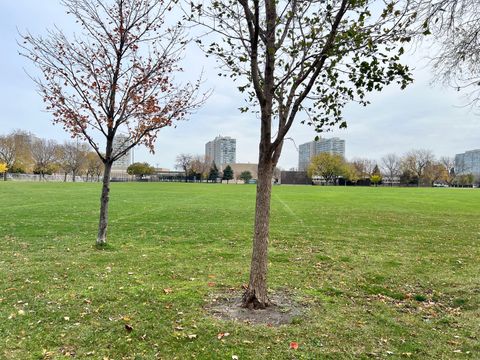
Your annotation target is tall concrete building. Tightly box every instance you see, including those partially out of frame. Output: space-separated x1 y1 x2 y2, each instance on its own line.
205 135 236 166
298 137 345 171
112 134 133 169
455 149 480 176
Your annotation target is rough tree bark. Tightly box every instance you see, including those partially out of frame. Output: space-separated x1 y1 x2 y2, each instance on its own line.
243 156 274 308
97 161 112 246
96 135 114 246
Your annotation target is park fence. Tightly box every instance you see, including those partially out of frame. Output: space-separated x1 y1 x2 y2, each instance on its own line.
6 173 101 182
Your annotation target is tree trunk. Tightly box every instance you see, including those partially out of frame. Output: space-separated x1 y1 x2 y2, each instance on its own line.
72 171 76 182
242 159 274 309
96 161 112 246
64 172 67 182
3 172 6 181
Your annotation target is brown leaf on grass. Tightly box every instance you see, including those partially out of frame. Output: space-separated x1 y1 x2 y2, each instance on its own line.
207 282 216 287
125 324 133 333
163 288 173 294
217 332 230 340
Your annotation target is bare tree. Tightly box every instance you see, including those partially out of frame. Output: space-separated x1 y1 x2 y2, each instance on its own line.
190 0 417 308
439 155 455 184
58 141 89 182
381 153 401 186
21 0 205 246
190 154 211 181
85 151 104 181
401 149 435 186
0 135 16 181
352 158 376 181
424 160 448 185
0 130 33 180
417 1 480 105
175 153 193 182
31 138 59 179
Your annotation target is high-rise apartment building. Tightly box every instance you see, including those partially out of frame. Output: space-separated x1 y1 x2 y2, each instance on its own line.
455 149 480 176
112 134 133 169
298 137 345 171
205 135 236 166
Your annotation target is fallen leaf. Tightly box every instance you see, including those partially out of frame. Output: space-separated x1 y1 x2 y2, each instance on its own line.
232 356 239 360
217 332 230 340
290 341 299 350
18 309 25 316
163 288 173 294
64 316 70 321
125 324 133 333
207 282 216 287
187 334 197 339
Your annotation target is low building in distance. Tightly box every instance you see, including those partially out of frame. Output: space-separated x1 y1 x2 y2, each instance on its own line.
205 135 236 167
298 137 345 171
224 163 258 180
455 149 480 176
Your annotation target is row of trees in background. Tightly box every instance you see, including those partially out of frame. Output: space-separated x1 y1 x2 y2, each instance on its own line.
307 149 475 187
174 153 252 183
0 130 103 181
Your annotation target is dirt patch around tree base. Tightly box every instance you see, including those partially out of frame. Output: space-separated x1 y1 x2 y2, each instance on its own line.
206 291 305 326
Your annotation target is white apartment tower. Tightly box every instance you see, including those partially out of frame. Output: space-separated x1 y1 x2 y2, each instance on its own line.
455 149 480 176
298 137 345 171
205 135 236 166
112 134 133 169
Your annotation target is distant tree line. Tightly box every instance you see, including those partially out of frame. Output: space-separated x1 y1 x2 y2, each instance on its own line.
308 149 477 187
0 129 103 181
174 153 252 183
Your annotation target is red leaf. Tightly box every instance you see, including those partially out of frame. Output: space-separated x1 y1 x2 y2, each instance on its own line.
290 341 299 350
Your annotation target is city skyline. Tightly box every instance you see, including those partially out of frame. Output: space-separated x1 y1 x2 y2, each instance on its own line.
0 1 479 171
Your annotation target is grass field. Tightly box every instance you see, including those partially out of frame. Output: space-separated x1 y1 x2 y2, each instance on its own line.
0 182 479 359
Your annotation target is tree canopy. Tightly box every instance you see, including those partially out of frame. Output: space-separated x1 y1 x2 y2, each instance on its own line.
222 165 234 183
127 162 155 177
308 153 346 185
239 170 253 183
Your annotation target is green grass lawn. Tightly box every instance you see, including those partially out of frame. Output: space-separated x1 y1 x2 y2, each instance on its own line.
0 182 479 359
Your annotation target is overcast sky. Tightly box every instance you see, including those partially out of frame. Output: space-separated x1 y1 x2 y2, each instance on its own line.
1 1 478 170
